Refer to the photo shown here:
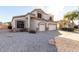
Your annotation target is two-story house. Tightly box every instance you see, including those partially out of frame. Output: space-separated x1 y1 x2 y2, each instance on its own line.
11 9 57 32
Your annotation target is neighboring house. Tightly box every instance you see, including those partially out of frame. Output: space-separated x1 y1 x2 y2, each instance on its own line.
11 9 57 32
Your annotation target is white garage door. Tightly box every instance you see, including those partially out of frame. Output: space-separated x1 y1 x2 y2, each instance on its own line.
48 24 56 30
39 24 45 31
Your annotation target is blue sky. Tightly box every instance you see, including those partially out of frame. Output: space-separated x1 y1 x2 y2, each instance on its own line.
0 6 78 23
0 6 35 22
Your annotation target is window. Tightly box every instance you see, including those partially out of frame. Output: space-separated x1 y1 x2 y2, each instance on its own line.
30 17 35 19
50 17 52 21
17 21 24 28
37 13 42 18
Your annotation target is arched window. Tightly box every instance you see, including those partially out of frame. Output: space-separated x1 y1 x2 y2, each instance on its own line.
37 13 42 18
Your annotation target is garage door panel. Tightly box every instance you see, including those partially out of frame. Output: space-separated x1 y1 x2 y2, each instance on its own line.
39 24 45 31
48 24 56 30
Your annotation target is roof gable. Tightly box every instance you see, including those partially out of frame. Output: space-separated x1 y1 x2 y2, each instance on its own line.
31 9 48 15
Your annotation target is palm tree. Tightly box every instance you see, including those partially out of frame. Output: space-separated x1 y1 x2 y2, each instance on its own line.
77 7 79 28
64 11 79 28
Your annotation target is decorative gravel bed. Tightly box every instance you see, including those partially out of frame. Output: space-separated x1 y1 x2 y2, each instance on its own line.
0 30 60 52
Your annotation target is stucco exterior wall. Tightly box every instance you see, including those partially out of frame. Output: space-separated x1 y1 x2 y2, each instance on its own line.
31 10 52 21
31 11 37 18
30 20 47 31
30 20 36 31
30 20 41 31
42 14 50 20
34 20 41 28
11 19 16 29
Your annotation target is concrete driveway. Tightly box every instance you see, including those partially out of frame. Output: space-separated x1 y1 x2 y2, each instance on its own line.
0 30 61 52
58 30 79 41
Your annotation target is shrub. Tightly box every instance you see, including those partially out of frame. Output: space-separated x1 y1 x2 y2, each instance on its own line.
19 28 28 32
19 29 24 32
74 25 78 29
8 25 12 29
67 28 74 32
29 30 36 33
61 28 74 32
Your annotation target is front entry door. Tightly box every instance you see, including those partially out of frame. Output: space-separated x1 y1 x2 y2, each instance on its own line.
17 21 24 28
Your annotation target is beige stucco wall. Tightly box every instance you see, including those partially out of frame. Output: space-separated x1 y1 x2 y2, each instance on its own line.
30 20 36 31
30 20 46 31
30 20 40 31
42 14 50 21
31 11 37 17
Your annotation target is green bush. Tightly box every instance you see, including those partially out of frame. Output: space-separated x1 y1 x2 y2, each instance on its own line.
74 26 78 29
21 28 28 32
29 30 36 33
61 28 74 32
8 25 12 29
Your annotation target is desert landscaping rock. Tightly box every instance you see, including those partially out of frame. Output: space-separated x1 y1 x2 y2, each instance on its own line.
0 30 60 52
50 37 79 52
49 39 56 46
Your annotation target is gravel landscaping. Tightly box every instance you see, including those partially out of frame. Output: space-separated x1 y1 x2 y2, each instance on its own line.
49 31 79 52
0 30 61 52
49 37 79 52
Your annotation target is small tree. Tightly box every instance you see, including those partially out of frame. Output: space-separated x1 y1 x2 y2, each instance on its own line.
64 11 79 28
4 22 12 29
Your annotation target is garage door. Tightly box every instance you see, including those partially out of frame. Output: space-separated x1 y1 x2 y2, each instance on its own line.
48 24 56 30
39 24 45 31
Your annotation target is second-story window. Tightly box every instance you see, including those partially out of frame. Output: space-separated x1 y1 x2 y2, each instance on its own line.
50 17 52 21
37 13 42 18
